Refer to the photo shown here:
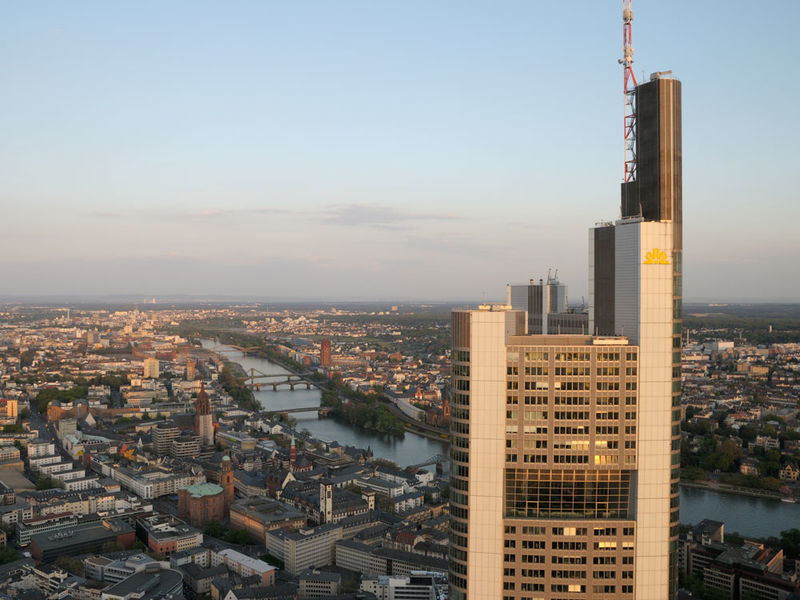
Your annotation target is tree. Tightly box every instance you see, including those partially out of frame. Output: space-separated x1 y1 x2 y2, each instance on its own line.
226 528 253 545
708 439 743 472
681 466 706 482
0 546 19 565
204 520 225 539
36 475 63 490
101 541 124 552
55 555 85 575
779 528 800 559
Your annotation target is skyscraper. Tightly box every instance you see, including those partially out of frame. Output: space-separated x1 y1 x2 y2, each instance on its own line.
320 339 332 368
449 71 681 600
507 274 588 335
589 71 682 599
186 358 196 381
143 357 159 379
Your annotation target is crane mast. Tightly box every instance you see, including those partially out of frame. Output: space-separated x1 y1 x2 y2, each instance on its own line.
621 0 637 183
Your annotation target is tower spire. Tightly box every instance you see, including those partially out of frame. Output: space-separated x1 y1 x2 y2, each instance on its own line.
620 0 638 183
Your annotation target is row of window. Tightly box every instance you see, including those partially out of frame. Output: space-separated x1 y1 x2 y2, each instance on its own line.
504 411 637 421
508 350 638 362
502 569 633 579
505 395 638 406
505 453 635 466
505 555 634 566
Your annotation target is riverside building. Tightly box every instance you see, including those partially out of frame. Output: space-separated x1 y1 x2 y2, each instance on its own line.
449 72 682 600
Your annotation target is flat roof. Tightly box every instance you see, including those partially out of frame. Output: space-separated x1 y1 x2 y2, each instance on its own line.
230 497 305 523
507 334 632 346
218 548 275 574
30 523 120 552
104 569 183 599
0 470 35 491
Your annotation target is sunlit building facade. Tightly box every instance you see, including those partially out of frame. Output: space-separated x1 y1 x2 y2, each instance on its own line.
449 73 681 600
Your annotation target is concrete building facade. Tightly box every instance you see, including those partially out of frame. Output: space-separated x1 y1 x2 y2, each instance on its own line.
449 73 683 600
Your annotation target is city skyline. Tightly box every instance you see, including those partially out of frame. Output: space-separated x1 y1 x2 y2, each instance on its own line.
2 1 798 301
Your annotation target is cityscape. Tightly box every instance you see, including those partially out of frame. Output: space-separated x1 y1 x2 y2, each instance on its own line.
1 2 799 600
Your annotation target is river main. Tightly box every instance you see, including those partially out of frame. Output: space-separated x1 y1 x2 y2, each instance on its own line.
202 341 448 469
203 340 800 538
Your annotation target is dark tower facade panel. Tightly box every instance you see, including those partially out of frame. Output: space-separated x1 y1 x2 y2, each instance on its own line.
620 76 682 251
593 225 615 336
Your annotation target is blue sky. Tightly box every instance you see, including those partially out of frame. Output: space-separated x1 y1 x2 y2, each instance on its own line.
1 1 798 301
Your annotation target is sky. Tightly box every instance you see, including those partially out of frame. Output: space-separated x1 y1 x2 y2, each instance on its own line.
1 1 798 302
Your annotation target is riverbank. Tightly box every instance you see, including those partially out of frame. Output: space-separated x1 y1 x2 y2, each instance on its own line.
218 361 261 412
681 479 788 501
201 339 450 467
386 401 449 442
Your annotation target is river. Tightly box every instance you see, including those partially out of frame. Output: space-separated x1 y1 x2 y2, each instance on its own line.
201 340 448 468
679 486 799 539
202 340 800 538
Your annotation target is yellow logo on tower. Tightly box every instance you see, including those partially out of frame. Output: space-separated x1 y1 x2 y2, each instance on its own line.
644 248 670 265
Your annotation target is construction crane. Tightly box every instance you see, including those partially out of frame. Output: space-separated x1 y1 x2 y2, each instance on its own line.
619 0 637 183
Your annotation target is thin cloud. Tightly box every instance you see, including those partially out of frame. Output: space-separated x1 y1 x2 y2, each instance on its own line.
321 203 463 229
192 207 294 218
85 206 294 219
88 211 125 218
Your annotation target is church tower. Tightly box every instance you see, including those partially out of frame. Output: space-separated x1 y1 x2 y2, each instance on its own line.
220 455 234 514
194 382 214 447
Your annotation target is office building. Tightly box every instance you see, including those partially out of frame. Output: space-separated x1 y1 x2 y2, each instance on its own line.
0 398 18 424
170 433 201 459
320 339 332 368
299 569 342 598
137 514 204 556
215 548 276 586
152 422 180 455
30 519 135 563
266 522 343 575
507 274 588 335
229 496 307 543
101 568 183 600
449 72 682 600
143 357 159 379
361 574 437 600
588 72 682 599
185 358 196 381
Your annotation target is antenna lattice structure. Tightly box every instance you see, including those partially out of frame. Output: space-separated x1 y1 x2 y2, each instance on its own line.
620 0 637 182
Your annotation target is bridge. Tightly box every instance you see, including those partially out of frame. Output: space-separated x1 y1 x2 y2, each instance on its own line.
267 406 334 416
407 453 448 470
210 344 263 355
243 368 318 391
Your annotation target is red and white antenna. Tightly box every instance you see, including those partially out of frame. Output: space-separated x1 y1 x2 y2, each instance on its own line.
620 0 637 182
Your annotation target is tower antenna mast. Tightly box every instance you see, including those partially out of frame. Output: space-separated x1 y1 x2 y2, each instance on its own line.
619 0 637 183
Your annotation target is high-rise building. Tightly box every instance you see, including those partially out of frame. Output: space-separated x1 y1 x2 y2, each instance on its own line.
185 358 196 381
507 274 588 335
449 307 639 599
153 422 181 455
589 72 682 600
449 72 681 600
143 357 159 379
320 339 332 368
194 382 214 447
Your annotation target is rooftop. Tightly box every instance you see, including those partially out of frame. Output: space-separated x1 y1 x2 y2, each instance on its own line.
181 482 223 498
103 569 183 599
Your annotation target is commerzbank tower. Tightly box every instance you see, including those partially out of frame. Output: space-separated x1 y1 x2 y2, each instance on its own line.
448 2 682 599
